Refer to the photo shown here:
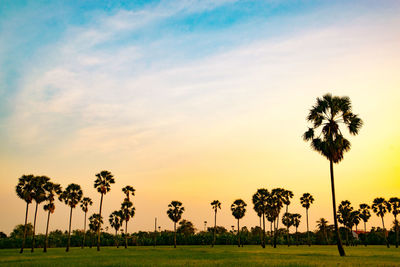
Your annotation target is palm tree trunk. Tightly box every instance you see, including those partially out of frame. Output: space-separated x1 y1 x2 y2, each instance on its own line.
345 227 349 246
115 229 118 247
395 215 398 248
296 227 298 246
306 208 310 247
212 210 217 247
125 220 128 249
364 221 367 247
43 210 51 252
262 214 266 248
287 225 290 247
381 216 390 248
355 225 358 246
97 193 103 251
20 202 29 253
174 222 177 248
66 206 73 252
273 218 277 248
237 219 240 247
82 211 87 249
270 221 273 247
31 202 38 252
330 159 346 256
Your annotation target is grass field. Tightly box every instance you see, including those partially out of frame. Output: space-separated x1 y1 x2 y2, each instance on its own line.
0 245 399 266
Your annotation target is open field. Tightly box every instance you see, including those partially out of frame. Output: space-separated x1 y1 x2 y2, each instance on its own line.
0 245 399 266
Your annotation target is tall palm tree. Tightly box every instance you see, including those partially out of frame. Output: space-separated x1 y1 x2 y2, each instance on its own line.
282 212 294 246
122 186 135 201
167 201 184 248
80 197 93 248
316 218 329 244
88 213 102 248
59 183 83 252
31 176 49 252
210 200 221 247
292 213 301 246
337 200 353 246
252 189 269 248
282 190 294 214
94 170 115 251
109 210 123 248
16 174 35 253
270 188 285 248
231 199 247 247
300 193 314 246
359 203 371 246
43 181 62 252
372 197 391 248
388 197 400 248
303 93 363 256
121 199 135 248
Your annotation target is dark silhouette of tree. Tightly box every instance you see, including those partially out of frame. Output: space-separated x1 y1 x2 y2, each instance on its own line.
59 183 83 252
359 203 371 246
94 170 115 251
109 210 123 248
337 200 353 246
270 188 285 248
350 210 360 245
210 200 221 247
292 214 301 246
31 176 49 252
177 219 196 236
252 189 269 248
43 181 62 252
372 197 392 248
88 213 102 248
167 201 184 248
389 197 400 248
316 218 329 244
282 212 294 246
122 186 135 202
231 199 247 247
303 93 363 256
80 197 93 249
300 193 314 246
15 174 35 253
121 199 135 248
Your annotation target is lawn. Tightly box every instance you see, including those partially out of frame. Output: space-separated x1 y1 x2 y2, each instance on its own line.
0 245 398 266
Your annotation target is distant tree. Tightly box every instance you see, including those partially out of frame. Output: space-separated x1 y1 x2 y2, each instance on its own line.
15 174 35 253
252 189 269 248
31 176 49 252
177 219 196 236
88 213 102 248
10 223 33 239
59 183 83 252
359 203 371 246
282 213 294 246
167 201 184 248
292 214 301 246
109 210 123 248
121 199 135 249
231 199 247 247
210 200 221 247
122 186 135 202
300 193 314 246
316 218 329 244
303 94 362 256
270 188 285 248
0 232 6 238
80 197 93 249
337 200 353 246
94 170 115 251
388 197 400 248
43 181 62 252
372 197 391 248
282 190 294 214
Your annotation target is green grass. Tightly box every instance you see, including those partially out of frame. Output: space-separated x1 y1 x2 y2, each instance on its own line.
0 245 399 266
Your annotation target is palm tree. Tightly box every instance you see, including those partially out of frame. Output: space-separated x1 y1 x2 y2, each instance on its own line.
270 188 285 248
359 203 371 246
167 201 184 248
316 218 329 244
122 186 135 201
80 197 93 248
282 213 294 246
252 189 269 248
292 213 301 246
337 200 353 246
351 210 360 245
210 200 221 247
389 197 400 248
231 199 247 247
88 213 102 248
59 183 83 252
303 93 363 256
300 193 314 246
16 174 35 253
31 175 49 252
372 197 392 248
94 170 115 251
121 199 135 248
43 181 62 252
109 210 123 248
282 190 294 214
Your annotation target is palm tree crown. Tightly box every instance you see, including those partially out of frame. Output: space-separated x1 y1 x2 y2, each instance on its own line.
167 201 185 222
43 182 62 213
231 199 247 219
211 200 221 212
94 171 115 194
122 186 135 201
16 175 36 204
109 210 123 231
359 204 371 223
300 193 314 209
372 198 391 218
60 184 83 207
80 197 93 213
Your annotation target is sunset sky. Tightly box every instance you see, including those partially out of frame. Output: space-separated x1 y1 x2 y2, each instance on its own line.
0 0 399 235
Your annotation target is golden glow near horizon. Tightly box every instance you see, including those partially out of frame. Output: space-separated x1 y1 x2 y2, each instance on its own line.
0 1 399 236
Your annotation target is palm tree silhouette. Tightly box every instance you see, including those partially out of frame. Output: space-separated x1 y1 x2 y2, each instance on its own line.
122 186 135 201
300 193 314 246
303 93 362 256
316 218 329 244
252 189 269 248
167 201 184 248
94 170 115 251
359 203 371 246
270 188 285 248
282 212 294 246
109 210 123 248
88 213 103 248
31 176 49 252
337 200 353 246
80 197 93 249
210 200 221 247
292 213 301 246
372 197 392 248
121 199 135 248
389 197 400 248
350 210 360 245
59 183 83 252
15 174 35 253
43 181 62 252
231 199 246 247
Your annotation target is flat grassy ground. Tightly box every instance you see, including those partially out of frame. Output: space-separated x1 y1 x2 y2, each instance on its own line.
0 245 399 266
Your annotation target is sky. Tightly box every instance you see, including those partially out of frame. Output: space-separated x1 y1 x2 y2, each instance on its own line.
0 0 399 235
